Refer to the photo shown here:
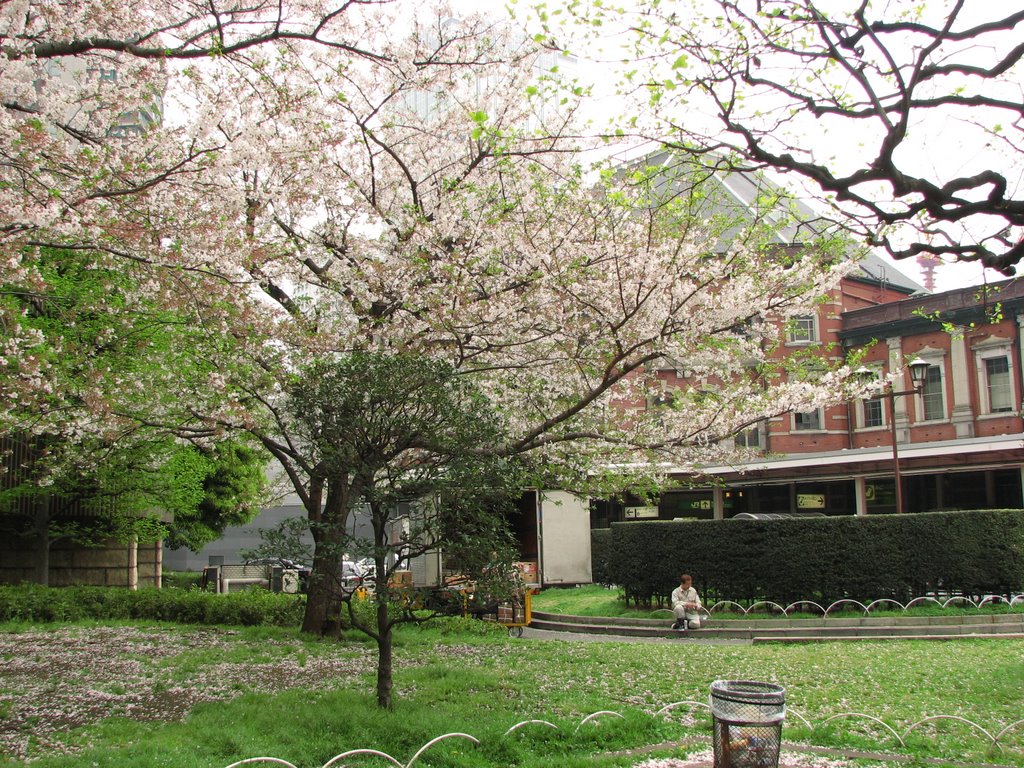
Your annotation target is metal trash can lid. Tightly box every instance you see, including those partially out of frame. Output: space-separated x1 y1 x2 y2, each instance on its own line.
710 680 785 705
710 680 786 724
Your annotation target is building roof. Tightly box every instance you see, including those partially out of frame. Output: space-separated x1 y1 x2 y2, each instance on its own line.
689 433 1024 484
634 148 925 294
840 277 1023 344
850 251 925 295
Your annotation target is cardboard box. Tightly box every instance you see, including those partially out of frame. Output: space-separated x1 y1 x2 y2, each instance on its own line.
513 561 539 580
389 570 412 587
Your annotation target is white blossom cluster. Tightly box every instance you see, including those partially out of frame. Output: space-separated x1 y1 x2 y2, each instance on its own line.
1 0 869 493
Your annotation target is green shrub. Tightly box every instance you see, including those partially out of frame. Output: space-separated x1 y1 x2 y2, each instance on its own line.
0 584 305 627
598 509 1024 605
590 528 613 587
162 570 202 590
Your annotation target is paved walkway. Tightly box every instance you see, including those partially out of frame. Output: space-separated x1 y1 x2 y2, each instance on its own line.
609 739 1020 768
526 608 1024 642
520 626 750 644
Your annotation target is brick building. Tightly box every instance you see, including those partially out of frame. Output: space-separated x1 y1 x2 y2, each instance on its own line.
593 277 1024 525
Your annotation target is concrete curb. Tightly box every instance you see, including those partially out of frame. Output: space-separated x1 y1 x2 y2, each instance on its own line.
528 610 1024 643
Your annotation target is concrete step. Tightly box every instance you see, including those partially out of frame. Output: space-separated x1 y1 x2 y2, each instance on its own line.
529 610 1024 642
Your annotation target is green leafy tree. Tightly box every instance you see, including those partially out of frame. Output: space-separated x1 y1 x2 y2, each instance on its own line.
0 248 265 581
163 441 270 551
0 435 268 583
286 352 526 709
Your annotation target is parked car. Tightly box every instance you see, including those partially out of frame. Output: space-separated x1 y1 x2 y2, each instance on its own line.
341 559 363 589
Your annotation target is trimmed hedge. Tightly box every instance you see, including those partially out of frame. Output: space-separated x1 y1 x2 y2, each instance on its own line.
0 584 305 626
591 528 613 587
599 509 1024 606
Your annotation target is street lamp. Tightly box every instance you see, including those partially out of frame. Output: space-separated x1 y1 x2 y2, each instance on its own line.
855 357 930 514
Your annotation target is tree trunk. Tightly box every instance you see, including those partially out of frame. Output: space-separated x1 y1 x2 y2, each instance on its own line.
301 484 351 636
375 598 393 709
370 497 394 708
301 526 346 635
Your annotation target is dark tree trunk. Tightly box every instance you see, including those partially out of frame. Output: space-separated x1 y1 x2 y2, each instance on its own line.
301 483 352 636
370 497 395 708
375 600 394 709
301 534 345 635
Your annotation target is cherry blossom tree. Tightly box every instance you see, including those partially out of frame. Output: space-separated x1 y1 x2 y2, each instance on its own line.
0 1 862 634
539 0 1024 274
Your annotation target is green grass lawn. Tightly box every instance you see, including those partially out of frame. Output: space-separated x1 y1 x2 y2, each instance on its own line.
531 584 1024 620
531 584 666 618
2 616 1023 768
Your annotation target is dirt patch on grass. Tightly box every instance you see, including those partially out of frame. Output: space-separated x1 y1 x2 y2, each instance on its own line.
0 625 375 761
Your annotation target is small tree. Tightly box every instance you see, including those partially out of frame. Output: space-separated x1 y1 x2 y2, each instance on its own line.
287 352 525 709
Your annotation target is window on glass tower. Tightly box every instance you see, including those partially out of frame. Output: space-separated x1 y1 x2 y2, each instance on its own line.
921 364 945 421
985 356 1013 412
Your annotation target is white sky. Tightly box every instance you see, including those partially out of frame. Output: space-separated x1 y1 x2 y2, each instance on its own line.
496 0 1018 294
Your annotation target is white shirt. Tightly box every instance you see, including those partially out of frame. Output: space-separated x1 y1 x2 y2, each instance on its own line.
671 584 701 610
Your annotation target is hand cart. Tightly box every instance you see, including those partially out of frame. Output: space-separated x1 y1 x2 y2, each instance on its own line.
475 587 536 637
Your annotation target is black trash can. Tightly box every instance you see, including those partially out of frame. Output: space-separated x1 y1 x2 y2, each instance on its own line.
710 680 786 768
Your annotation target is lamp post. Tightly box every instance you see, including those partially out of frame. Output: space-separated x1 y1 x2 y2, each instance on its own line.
856 357 930 514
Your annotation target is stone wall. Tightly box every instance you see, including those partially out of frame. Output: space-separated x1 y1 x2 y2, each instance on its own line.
0 539 162 588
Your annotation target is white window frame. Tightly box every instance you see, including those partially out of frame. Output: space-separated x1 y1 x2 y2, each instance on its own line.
855 366 886 430
985 357 1013 413
918 361 947 422
973 337 1017 416
786 314 817 345
862 396 885 429
793 409 823 431
734 422 763 449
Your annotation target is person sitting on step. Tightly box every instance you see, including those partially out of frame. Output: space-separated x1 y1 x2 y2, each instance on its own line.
670 573 702 631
